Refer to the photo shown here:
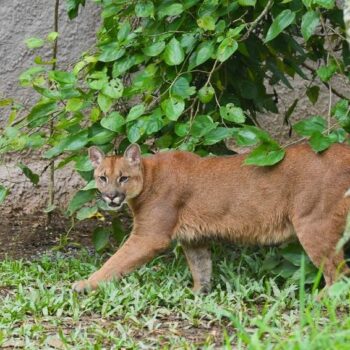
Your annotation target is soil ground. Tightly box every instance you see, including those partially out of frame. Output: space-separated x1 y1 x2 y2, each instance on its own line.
0 212 96 260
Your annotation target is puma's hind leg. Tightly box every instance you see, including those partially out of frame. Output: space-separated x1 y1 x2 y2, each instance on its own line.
181 243 212 293
293 212 350 286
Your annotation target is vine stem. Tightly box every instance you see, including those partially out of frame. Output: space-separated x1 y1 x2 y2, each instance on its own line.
345 0 350 47
47 0 59 224
240 0 274 41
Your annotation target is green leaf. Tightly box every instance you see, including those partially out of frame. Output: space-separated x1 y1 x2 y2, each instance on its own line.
217 38 238 62
220 104 246 123
198 86 215 103
191 115 217 137
175 122 190 137
25 37 44 49
75 155 94 172
203 127 232 145
0 185 9 204
98 93 113 113
101 79 124 99
67 189 96 216
101 111 125 132
163 38 185 66
135 1 154 17
194 41 215 67
329 129 346 143
49 71 76 85
0 98 13 107
92 227 110 252
309 132 332 152
127 104 145 122
19 66 45 86
197 16 216 31
65 0 86 19
143 41 166 57
171 77 196 99
111 218 126 245
118 21 131 41
156 134 173 148
89 129 116 145
328 280 350 298
238 0 256 6
158 3 184 19
245 143 285 166
76 206 98 220
47 31 59 42
27 101 57 127
316 63 337 82
66 98 84 112
233 126 269 146
146 111 163 134
113 54 145 77
45 130 89 158
82 180 96 191
64 130 89 151
281 243 308 266
301 11 320 41
293 116 326 136
314 0 334 9
17 162 39 185
332 100 350 131
98 43 125 62
265 10 296 43
161 97 185 121
128 119 146 143
227 24 246 38
306 86 320 105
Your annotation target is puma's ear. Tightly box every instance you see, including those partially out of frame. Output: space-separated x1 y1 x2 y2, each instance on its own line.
89 146 104 168
124 144 141 166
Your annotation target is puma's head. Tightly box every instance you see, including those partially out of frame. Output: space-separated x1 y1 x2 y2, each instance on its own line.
89 144 143 210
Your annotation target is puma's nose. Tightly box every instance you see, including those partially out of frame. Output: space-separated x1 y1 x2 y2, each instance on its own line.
106 192 125 204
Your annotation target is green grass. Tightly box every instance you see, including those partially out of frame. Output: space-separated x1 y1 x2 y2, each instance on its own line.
1 245 350 349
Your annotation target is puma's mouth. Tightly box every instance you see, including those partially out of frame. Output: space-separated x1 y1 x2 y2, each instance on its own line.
106 201 125 210
109 202 121 208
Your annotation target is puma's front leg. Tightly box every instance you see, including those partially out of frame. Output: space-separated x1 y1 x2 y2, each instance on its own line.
73 232 171 292
182 243 212 293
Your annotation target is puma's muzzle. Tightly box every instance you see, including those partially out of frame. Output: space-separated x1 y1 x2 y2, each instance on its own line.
102 191 126 209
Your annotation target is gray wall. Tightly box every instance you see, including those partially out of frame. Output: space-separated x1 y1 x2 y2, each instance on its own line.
0 0 100 215
0 0 100 108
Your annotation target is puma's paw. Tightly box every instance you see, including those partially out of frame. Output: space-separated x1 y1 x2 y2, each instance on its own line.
72 279 94 293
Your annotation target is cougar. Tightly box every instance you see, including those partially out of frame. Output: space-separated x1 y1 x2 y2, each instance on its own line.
73 143 350 293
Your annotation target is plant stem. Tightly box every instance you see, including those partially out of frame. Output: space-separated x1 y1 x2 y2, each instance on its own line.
47 0 59 224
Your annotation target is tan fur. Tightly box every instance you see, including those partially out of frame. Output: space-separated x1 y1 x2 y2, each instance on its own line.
73 143 350 293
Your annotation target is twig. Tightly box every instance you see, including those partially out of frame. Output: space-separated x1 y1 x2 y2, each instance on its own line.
240 0 274 41
47 0 60 223
327 80 332 134
283 124 338 148
301 62 348 100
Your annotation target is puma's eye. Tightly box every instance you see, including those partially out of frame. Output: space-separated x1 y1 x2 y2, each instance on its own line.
99 176 107 182
119 176 129 183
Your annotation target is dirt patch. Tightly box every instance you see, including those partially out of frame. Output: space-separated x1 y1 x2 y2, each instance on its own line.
0 211 96 260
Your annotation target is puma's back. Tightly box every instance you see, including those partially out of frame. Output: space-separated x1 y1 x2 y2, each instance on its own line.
127 143 350 246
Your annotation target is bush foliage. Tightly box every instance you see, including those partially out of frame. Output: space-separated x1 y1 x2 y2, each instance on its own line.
0 0 349 221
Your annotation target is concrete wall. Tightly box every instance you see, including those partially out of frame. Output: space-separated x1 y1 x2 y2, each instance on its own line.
0 0 100 107
0 0 100 215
